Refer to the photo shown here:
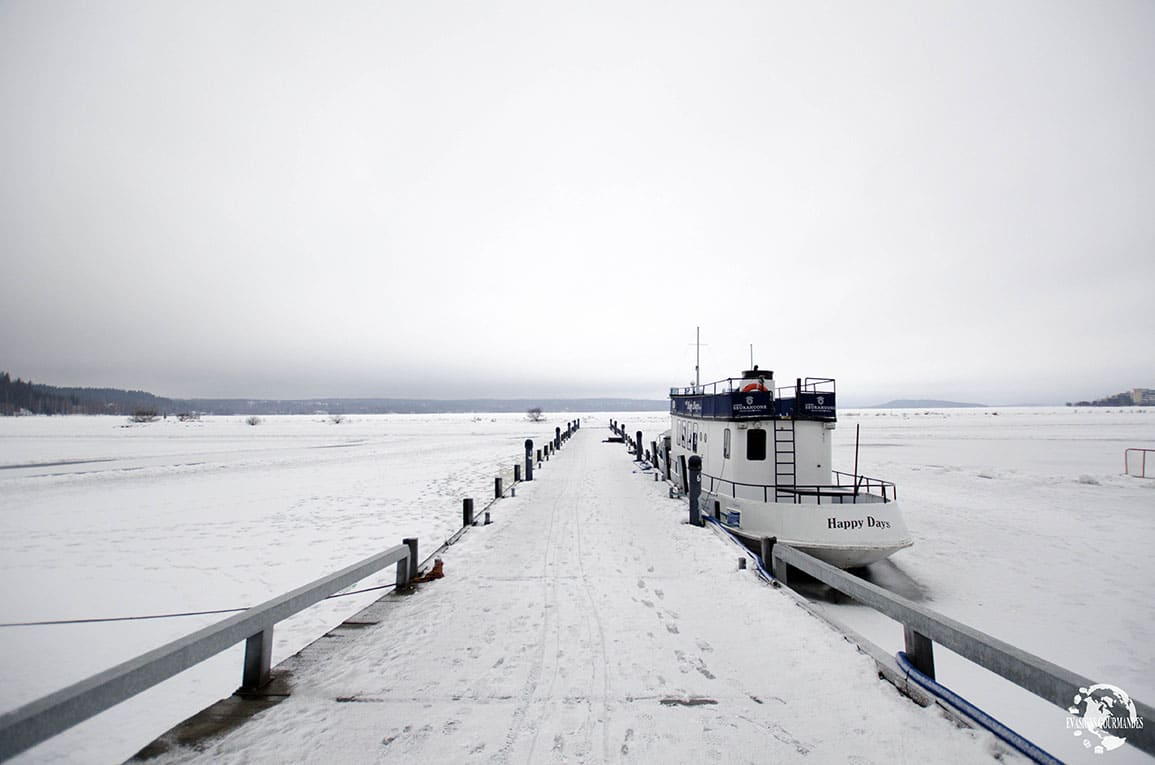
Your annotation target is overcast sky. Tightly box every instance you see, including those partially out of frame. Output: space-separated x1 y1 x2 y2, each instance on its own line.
2 1 1152 406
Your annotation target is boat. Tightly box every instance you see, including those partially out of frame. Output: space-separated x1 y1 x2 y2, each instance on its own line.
664 366 912 568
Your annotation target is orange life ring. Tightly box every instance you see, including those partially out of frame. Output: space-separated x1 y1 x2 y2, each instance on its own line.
741 383 768 393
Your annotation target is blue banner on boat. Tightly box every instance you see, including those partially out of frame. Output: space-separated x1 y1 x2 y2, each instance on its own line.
670 390 835 420
799 392 836 418
671 391 773 419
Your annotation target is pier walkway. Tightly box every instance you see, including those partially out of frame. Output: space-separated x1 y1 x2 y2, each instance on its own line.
147 426 1004 763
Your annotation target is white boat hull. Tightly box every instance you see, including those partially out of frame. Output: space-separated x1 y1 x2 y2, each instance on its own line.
704 491 912 568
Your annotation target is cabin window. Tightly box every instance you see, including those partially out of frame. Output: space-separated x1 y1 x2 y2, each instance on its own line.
747 429 767 461
723 429 731 459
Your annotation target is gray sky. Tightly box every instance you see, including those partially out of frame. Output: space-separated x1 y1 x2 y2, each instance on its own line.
2 1 1153 406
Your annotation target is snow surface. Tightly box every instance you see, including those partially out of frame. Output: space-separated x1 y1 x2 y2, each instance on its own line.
142 423 1001 764
0 413 565 762
1 408 1152 763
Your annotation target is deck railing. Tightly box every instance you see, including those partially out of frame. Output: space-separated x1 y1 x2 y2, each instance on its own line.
699 471 895 504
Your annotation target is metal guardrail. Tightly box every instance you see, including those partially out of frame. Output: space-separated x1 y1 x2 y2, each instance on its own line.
0 541 416 762
770 542 1155 758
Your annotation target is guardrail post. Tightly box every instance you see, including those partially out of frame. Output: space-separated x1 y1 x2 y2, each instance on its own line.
495 477 503 499
664 442 672 481
525 439 534 481
636 431 643 461
514 464 521 482
760 536 776 572
904 627 936 679
463 498 474 527
537 448 543 464
679 454 689 493
772 547 789 586
555 427 561 449
688 455 703 526
651 441 658 468
241 629 273 691
403 537 418 583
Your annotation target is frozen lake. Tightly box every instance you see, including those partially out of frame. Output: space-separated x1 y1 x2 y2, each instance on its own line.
1 408 1153 762
588 406 1155 763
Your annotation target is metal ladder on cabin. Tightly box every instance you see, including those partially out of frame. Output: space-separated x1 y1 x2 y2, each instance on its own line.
773 419 797 502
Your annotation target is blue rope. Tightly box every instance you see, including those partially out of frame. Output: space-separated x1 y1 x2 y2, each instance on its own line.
702 514 775 583
895 651 1063 765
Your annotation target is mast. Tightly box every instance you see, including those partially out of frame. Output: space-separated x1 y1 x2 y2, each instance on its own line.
695 326 700 388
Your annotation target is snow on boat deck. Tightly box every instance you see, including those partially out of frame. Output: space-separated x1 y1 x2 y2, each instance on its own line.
145 427 1005 763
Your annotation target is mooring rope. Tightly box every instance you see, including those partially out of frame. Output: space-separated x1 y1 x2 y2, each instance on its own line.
0 581 401 628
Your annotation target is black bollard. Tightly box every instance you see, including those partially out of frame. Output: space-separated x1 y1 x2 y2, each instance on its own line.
525 439 534 481
636 431 643 461
495 476 503 499
463 498 474 527
514 464 522 482
688 455 703 526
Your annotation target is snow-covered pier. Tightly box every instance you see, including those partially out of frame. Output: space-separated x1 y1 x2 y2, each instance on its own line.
136 425 1003 763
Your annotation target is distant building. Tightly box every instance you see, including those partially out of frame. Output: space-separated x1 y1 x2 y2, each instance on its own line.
1133 388 1155 406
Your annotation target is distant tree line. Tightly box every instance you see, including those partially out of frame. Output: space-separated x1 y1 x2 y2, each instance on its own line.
1 370 669 417
0 372 174 416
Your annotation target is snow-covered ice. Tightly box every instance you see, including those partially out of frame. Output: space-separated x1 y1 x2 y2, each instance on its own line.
1 407 1152 763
